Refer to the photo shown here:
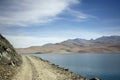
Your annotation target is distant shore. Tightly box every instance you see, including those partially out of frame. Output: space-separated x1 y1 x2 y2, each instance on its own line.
16 36 120 54
18 52 120 54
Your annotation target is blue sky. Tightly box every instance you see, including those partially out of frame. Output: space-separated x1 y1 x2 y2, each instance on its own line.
0 0 120 48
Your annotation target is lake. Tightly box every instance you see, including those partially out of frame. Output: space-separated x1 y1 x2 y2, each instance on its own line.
23 53 120 80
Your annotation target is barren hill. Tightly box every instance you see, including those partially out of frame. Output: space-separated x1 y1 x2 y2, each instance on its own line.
16 36 120 54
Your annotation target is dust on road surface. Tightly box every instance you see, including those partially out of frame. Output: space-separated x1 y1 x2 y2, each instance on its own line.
12 56 85 80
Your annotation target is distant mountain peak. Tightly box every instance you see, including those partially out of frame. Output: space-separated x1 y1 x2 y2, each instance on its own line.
16 35 120 54
65 38 89 43
94 35 120 43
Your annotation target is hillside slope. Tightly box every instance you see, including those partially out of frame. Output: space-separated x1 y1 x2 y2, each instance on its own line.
0 34 22 80
16 36 120 54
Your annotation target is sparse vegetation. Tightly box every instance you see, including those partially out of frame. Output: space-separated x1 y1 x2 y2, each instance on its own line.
0 34 22 80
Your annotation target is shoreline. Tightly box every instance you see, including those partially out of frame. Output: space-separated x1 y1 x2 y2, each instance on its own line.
20 52 120 55
32 56 86 79
12 56 101 80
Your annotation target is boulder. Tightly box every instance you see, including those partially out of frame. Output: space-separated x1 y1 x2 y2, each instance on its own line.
90 77 101 80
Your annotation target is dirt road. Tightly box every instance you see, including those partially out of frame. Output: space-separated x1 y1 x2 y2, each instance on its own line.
12 56 85 80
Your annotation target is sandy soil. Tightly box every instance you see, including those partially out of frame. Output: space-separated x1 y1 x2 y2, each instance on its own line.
12 56 85 80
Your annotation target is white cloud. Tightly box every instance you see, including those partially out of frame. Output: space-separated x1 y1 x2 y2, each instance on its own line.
0 0 79 26
66 8 96 21
4 35 67 48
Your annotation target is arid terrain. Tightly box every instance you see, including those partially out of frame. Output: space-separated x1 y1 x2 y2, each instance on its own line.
16 36 120 54
0 34 101 80
12 56 86 80
0 34 22 80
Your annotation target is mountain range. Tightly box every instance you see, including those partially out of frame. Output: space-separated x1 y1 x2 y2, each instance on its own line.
16 36 120 54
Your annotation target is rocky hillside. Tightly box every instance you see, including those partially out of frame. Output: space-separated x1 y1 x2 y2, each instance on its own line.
0 34 22 80
16 36 120 54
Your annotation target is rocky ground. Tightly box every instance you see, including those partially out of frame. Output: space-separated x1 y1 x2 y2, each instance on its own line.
0 34 22 80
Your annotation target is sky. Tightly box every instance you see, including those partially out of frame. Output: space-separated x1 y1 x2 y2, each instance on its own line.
0 0 120 48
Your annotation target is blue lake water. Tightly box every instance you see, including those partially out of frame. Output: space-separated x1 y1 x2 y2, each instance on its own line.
23 53 120 80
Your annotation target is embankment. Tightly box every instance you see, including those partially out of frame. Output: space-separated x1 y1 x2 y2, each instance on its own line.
12 56 86 80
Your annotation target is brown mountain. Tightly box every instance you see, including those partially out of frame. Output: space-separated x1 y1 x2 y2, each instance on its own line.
16 36 120 54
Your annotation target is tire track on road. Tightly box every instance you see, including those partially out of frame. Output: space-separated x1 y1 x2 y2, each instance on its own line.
26 56 40 80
